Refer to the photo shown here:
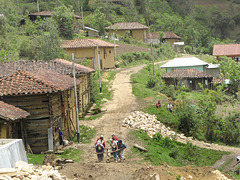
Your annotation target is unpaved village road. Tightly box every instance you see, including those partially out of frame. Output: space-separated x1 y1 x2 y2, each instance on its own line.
60 64 238 180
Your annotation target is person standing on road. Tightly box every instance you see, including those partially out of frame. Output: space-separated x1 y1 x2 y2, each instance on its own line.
95 135 105 148
111 138 118 162
59 128 63 145
117 140 127 162
96 141 104 162
112 134 118 141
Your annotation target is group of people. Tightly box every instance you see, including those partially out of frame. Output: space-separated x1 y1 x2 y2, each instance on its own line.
156 100 173 113
95 134 127 163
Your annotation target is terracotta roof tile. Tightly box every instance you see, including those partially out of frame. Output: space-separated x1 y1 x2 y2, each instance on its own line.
0 101 30 121
213 44 240 56
147 32 159 38
0 69 80 96
61 39 118 49
105 22 148 30
162 69 212 78
0 59 94 78
162 32 181 39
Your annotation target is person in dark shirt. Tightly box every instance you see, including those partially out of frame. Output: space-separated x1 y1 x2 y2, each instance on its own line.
59 128 63 145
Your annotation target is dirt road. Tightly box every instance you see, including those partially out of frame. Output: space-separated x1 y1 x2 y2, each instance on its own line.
60 65 237 180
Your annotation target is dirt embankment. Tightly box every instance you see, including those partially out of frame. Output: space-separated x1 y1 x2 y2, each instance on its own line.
60 63 238 180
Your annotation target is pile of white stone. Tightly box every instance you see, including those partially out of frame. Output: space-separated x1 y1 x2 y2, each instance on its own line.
0 161 67 180
122 111 186 140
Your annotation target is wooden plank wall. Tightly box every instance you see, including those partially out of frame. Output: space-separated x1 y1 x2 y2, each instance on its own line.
2 94 50 153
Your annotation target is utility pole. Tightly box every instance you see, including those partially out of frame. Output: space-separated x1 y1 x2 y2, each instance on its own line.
96 42 102 93
113 32 117 66
37 0 39 12
72 53 80 143
81 0 84 29
145 7 155 76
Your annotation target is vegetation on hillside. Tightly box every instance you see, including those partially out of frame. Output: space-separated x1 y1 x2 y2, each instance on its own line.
0 0 240 61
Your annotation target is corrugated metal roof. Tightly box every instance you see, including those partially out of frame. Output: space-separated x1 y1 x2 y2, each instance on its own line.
61 39 118 49
161 57 208 68
207 64 219 69
213 44 240 56
84 26 99 32
0 101 30 121
105 22 148 30
162 69 212 78
0 69 80 96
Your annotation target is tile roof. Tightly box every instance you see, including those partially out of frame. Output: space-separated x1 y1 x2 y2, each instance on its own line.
51 59 95 74
0 59 94 78
162 69 212 78
105 22 148 30
147 32 160 39
213 44 240 56
162 32 181 39
28 11 81 19
61 39 118 49
0 101 30 121
0 69 80 96
161 57 208 68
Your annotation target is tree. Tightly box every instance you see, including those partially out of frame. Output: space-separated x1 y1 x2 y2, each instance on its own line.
52 4 75 39
35 19 64 60
219 57 240 97
84 7 111 36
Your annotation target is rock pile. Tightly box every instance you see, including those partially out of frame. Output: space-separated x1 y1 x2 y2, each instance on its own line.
0 161 67 180
122 111 185 139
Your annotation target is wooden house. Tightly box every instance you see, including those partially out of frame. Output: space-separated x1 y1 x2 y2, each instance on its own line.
0 101 30 139
105 22 148 42
161 57 219 90
162 32 182 45
61 39 118 70
0 69 81 153
213 44 240 62
0 59 95 114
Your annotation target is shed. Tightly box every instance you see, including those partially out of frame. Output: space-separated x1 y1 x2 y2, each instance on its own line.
84 26 99 37
146 32 160 45
0 69 81 153
105 22 148 42
162 32 182 45
0 101 30 139
61 39 118 70
213 44 240 62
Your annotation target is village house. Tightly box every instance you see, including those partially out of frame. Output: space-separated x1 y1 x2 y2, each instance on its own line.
213 44 240 62
28 11 81 21
0 69 81 153
105 22 148 42
162 32 182 45
146 32 160 45
61 39 118 70
0 59 95 114
0 101 30 139
161 57 219 90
